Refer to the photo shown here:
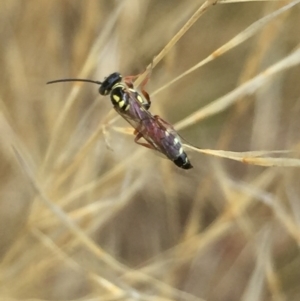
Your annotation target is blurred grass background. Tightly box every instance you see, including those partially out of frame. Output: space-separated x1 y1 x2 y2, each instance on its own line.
1 0 300 300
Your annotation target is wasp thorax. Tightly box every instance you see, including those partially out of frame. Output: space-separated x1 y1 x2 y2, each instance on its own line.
99 72 122 95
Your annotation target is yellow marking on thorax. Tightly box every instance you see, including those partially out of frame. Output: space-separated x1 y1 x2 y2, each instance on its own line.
118 100 125 108
113 94 120 102
128 88 145 104
137 95 144 104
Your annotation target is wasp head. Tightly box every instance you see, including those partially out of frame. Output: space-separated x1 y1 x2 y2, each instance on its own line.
99 72 122 95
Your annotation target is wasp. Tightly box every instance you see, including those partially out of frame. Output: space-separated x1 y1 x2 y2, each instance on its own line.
47 72 193 169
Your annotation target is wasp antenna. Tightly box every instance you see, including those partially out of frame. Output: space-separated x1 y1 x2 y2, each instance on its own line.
46 78 103 85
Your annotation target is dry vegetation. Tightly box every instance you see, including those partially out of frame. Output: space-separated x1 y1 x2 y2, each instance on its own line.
1 0 300 300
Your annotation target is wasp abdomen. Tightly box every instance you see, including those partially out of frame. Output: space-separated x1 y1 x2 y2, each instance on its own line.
160 130 193 169
173 153 193 169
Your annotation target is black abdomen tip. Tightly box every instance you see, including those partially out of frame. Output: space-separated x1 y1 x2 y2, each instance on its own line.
173 153 193 169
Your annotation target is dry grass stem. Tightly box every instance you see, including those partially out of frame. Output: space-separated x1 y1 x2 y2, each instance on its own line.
1 1 300 300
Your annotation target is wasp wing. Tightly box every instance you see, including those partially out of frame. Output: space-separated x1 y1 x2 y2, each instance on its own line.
112 90 159 148
113 88 186 162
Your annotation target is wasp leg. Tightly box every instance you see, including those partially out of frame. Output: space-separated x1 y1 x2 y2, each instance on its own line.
124 66 152 88
124 67 152 108
134 131 156 150
138 68 152 107
124 74 140 88
140 88 151 108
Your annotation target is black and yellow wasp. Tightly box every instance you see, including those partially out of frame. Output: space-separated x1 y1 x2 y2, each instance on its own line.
47 72 193 169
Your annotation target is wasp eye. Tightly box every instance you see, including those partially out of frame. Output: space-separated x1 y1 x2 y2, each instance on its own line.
99 86 109 95
99 72 122 95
